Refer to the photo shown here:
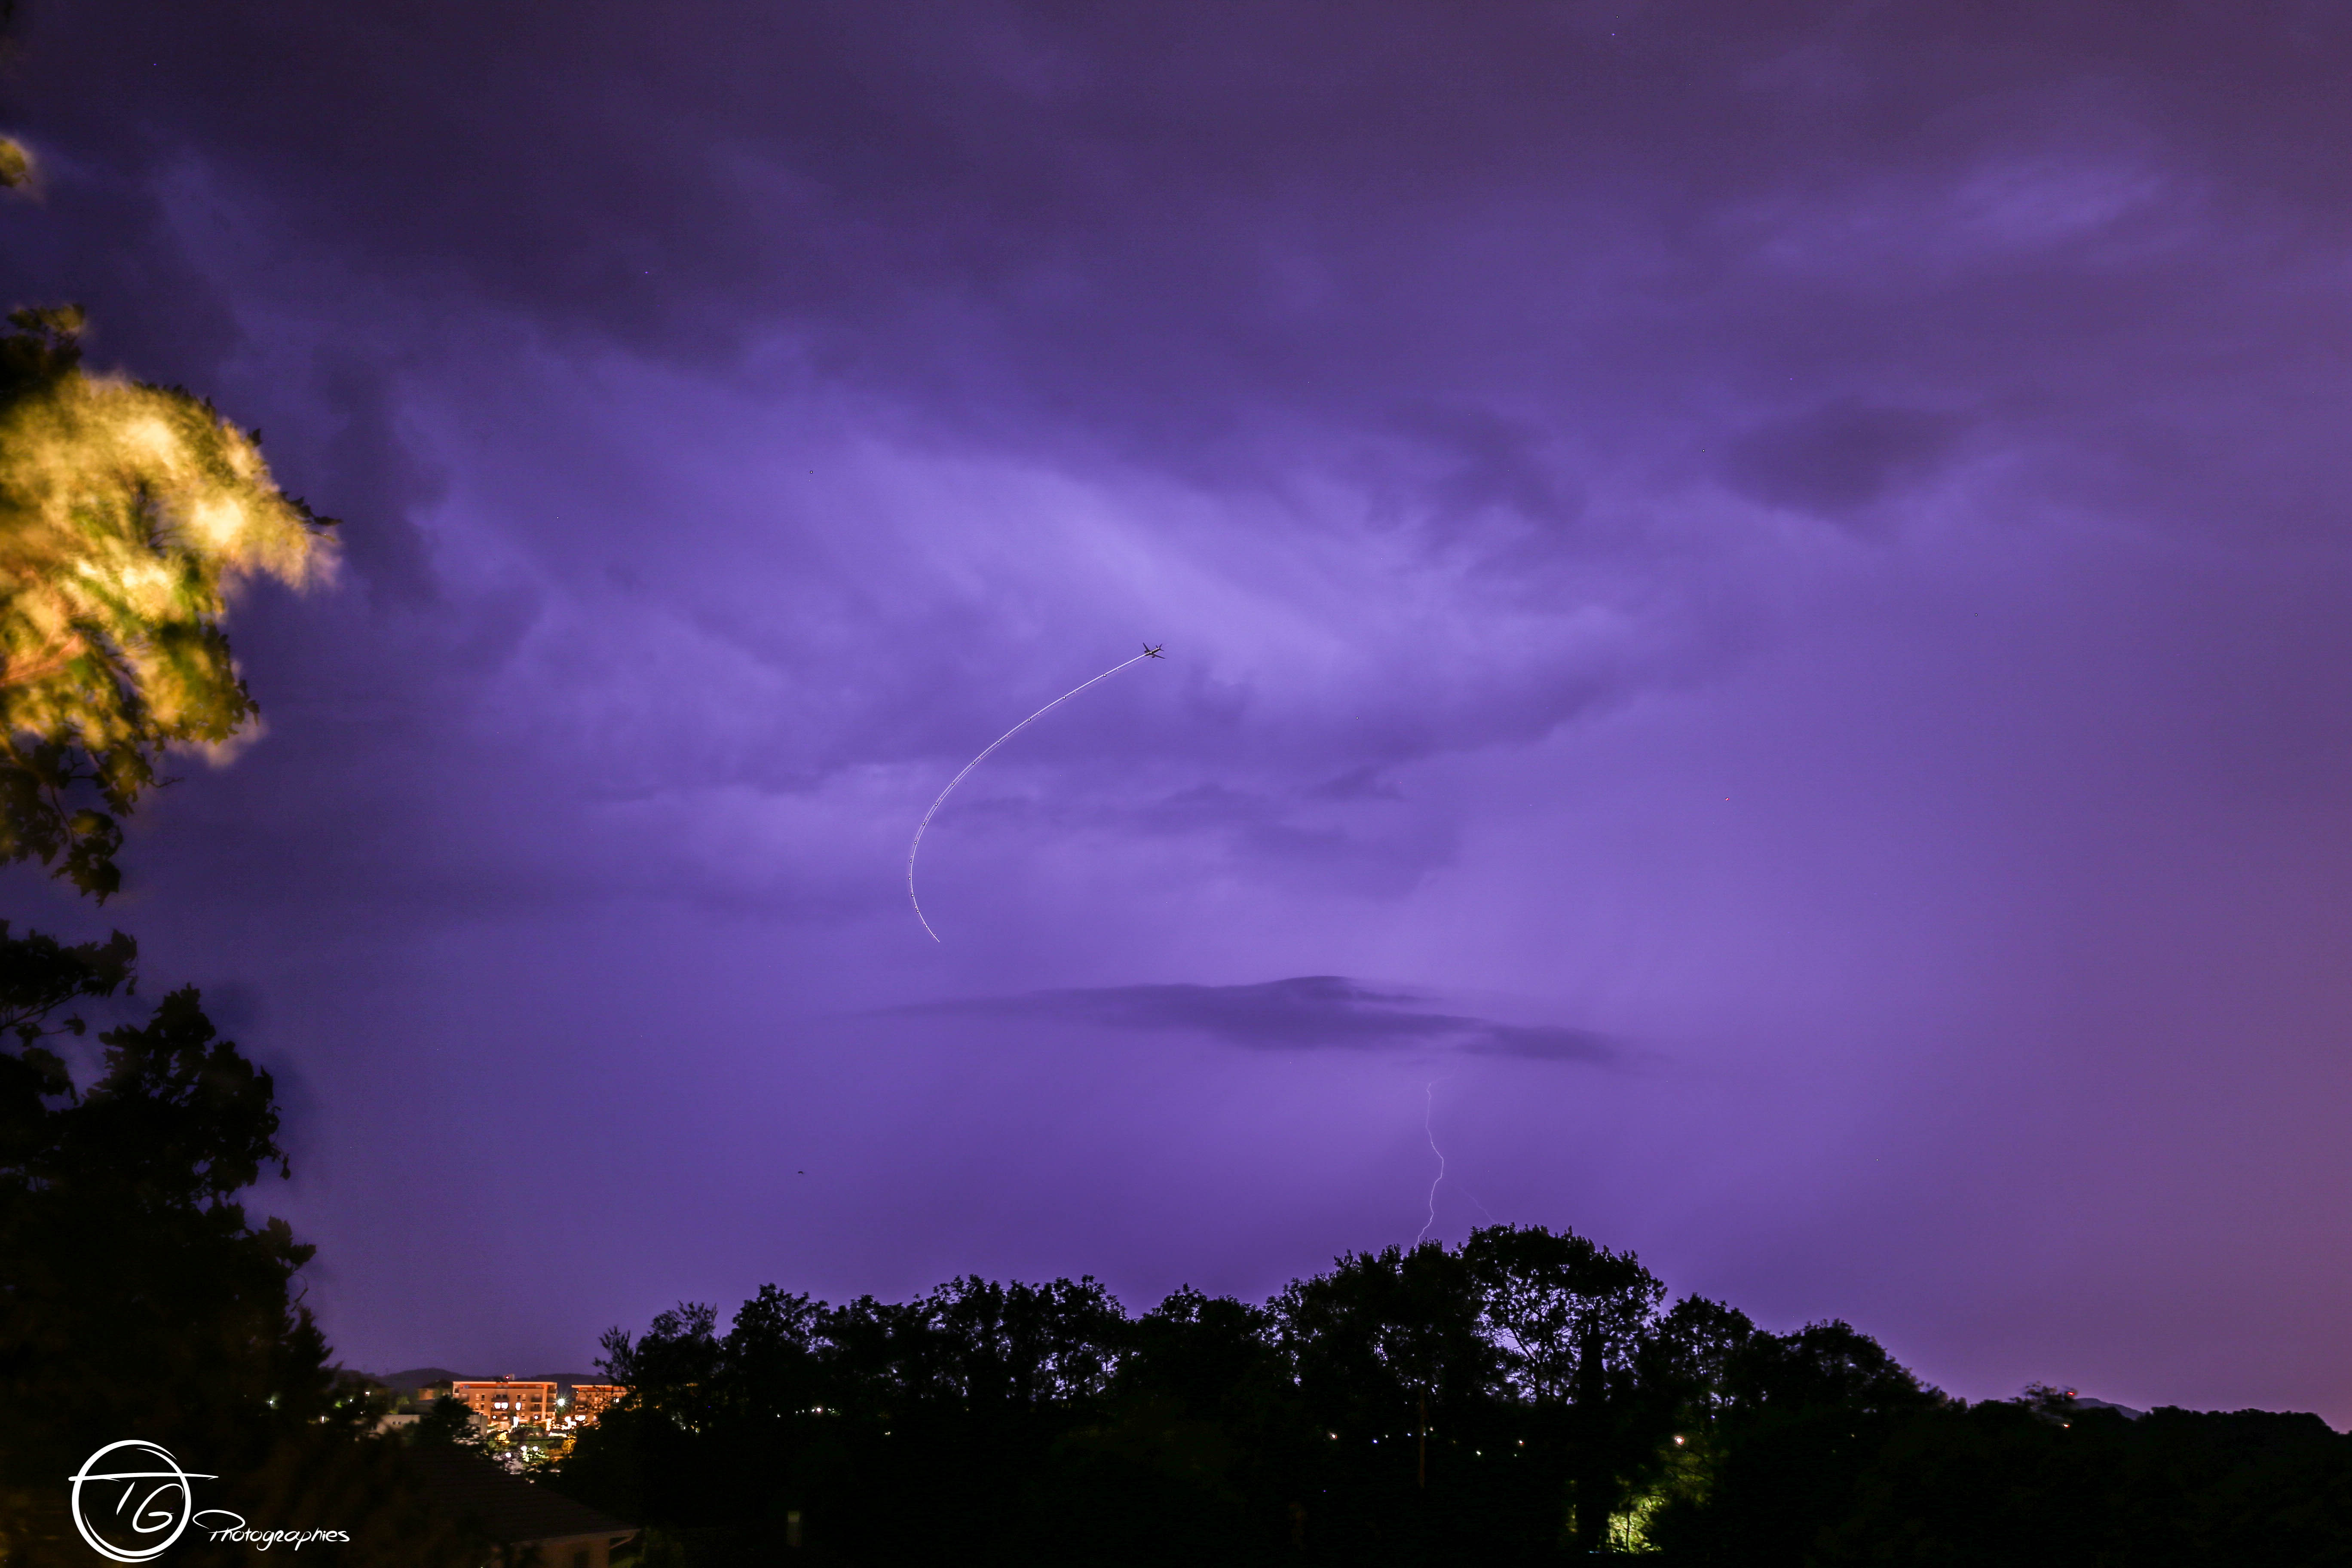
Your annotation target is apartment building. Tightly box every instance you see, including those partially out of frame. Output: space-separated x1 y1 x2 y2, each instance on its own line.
449 1377 631 1432
452 1379 557 1430
566 1384 628 1422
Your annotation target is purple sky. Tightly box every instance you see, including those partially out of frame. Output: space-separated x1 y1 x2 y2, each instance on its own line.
6 2 2352 1420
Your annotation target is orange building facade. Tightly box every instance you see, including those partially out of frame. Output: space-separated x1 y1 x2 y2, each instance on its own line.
566 1384 628 1422
453 1380 557 1430
450 1377 631 1432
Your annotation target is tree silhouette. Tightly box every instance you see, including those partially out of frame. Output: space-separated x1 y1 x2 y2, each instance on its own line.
0 923 466 1566
557 1228 2352 1565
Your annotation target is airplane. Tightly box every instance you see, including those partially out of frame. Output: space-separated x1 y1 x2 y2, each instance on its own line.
1142 643 1165 658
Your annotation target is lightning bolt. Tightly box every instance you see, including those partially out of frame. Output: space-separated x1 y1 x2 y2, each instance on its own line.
1418 1078 1448 1244
1417 1076 1497 1244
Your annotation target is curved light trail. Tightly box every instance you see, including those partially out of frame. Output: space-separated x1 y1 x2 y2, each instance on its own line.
906 649 1157 942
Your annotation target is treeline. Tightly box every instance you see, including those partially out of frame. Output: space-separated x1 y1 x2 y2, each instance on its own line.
553 1231 2352 1566
0 925 479 1566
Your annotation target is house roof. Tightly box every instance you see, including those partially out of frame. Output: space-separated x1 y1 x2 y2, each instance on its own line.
404 1446 635 1545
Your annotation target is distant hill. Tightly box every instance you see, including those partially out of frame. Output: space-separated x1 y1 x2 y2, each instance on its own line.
372 1368 612 1391
373 1367 457 1390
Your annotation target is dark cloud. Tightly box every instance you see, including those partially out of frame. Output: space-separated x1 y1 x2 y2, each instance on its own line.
1722 399 1966 523
1393 403 1585 534
20 1 2352 502
1307 766 1403 802
883 976 1614 1064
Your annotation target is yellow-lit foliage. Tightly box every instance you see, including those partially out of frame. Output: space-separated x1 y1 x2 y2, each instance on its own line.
0 306 335 897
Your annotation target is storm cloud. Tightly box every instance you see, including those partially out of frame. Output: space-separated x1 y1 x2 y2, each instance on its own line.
884 976 1616 1063
3 2 2350 1423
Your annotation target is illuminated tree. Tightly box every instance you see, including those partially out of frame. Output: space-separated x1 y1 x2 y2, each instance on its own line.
0 307 335 897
